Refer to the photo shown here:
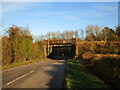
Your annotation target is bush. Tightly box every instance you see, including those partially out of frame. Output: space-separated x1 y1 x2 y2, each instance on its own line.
83 55 120 88
2 26 45 65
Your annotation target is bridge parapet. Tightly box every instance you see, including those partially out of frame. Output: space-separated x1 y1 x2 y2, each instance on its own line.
44 38 81 45
44 38 120 58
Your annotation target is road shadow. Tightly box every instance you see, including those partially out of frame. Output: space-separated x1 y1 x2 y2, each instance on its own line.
43 60 67 88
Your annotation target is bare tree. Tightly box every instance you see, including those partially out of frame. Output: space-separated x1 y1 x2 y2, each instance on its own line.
46 32 51 40
75 30 79 38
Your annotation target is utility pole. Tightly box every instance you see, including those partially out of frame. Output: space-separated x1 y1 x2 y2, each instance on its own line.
47 39 49 56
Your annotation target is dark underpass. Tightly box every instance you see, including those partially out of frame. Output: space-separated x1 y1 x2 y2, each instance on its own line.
47 44 76 59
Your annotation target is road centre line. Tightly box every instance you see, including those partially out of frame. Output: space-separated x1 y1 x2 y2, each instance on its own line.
6 70 34 85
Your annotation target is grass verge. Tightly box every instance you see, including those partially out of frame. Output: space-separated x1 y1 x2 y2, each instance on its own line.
66 59 109 88
1 58 51 70
82 54 120 88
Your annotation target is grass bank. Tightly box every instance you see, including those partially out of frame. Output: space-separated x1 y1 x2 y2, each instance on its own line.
1 58 51 70
66 59 109 88
82 54 120 88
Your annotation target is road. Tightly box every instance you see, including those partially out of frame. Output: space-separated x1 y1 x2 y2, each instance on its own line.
2 60 67 88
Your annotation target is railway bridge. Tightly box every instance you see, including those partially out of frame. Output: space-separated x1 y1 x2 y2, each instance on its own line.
43 38 120 59
44 38 79 58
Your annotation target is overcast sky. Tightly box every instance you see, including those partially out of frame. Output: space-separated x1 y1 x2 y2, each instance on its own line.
3 2 118 36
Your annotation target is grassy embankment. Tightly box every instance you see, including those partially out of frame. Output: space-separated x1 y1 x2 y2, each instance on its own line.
66 59 109 88
1 59 51 70
82 54 120 88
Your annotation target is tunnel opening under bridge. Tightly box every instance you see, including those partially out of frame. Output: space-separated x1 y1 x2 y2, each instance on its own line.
47 44 76 59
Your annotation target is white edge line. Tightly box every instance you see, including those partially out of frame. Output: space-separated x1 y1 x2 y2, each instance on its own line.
6 70 34 85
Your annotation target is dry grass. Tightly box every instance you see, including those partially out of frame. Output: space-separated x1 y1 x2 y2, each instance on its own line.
81 54 120 88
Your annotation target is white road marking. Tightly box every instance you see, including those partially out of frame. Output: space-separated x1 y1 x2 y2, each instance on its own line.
6 70 34 85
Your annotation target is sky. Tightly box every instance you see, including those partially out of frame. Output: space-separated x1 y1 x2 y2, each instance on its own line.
2 2 118 36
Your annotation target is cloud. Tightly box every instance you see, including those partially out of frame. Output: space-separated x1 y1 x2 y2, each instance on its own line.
30 10 78 20
2 2 118 20
73 10 105 19
0 2 2 23
54 11 78 20
29 3 117 21
62 15 77 20
92 4 118 12
3 2 32 13
74 3 117 19
2 0 119 2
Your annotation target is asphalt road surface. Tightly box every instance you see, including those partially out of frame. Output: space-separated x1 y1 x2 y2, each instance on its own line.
2 60 67 88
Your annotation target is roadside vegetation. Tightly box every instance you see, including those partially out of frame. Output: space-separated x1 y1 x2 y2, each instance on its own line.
81 54 120 88
1 59 51 70
66 59 109 88
2 25 46 66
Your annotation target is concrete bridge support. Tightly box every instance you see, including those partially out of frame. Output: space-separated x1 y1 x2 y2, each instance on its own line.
75 45 79 58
